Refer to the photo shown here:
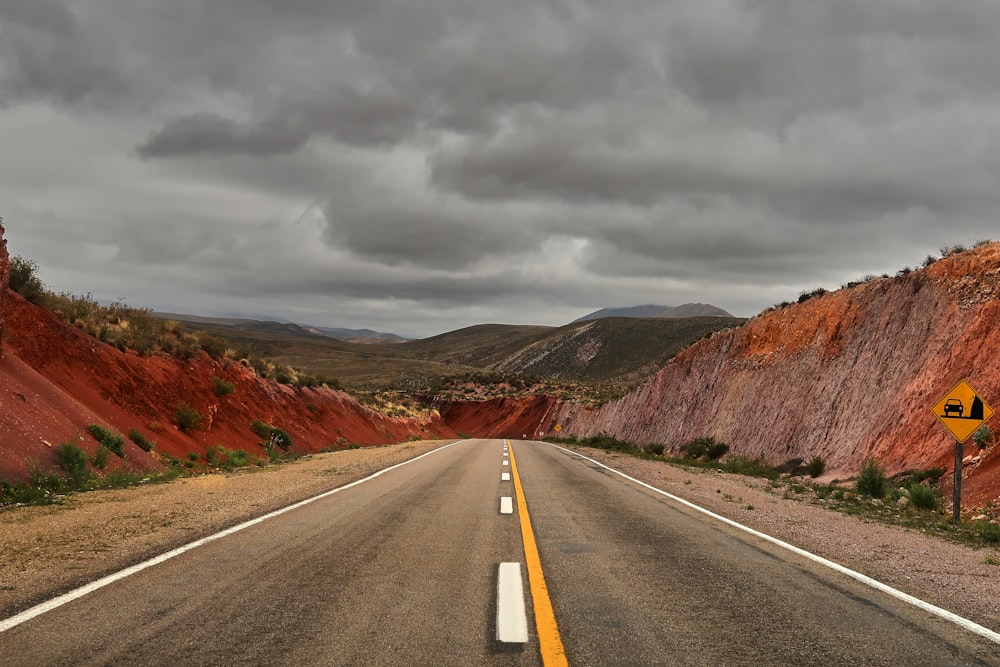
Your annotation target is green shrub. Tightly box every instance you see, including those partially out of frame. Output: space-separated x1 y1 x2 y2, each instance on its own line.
682 436 729 460
806 455 826 478
8 256 46 304
576 432 639 454
855 457 888 498
250 419 293 451
722 456 780 480
974 425 993 449
909 467 945 485
227 449 249 467
907 483 941 510
973 521 1000 545
92 445 110 469
174 402 204 432
212 376 235 397
128 429 156 452
646 443 665 456
87 424 125 457
56 443 90 485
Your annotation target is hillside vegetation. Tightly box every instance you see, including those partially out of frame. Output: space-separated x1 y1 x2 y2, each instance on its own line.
172 314 744 405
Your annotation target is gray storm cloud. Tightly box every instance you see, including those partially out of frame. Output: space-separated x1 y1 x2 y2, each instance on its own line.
2 0 1000 337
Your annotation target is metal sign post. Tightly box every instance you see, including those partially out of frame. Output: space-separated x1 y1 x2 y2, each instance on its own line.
932 379 993 525
953 439 962 525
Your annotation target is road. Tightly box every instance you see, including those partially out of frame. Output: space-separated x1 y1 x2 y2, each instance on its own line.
1 439 998 666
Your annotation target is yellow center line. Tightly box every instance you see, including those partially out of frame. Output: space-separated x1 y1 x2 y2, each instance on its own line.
508 442 569 667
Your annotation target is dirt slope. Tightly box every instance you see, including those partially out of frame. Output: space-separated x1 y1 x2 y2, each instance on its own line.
0 287 458 482
554 243 1000 509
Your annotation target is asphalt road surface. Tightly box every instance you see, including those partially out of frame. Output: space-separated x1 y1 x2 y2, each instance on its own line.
2 439 998 666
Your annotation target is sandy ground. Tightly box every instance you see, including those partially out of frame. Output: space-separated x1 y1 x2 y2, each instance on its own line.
2 440 999 638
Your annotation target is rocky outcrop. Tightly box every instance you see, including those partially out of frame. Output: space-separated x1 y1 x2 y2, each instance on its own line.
554 243 1000 507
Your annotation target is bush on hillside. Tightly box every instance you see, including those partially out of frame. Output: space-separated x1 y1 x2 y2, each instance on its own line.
682 436 729 460
250 419 293 452
174 402 205 432
806 455 826 478
855 457 888 498
87 424 125 457
8 256 46 303
56 443 90 486
128 429 156 452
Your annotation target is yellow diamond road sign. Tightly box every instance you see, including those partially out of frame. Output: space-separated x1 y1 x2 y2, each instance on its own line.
932 379 994 443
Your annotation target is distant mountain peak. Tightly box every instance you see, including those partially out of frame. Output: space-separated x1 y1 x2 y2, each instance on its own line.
572 303 733 323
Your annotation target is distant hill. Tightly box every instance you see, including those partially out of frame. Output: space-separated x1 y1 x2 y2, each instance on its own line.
156 313 406 343
309 326 408 344
573 303 733 323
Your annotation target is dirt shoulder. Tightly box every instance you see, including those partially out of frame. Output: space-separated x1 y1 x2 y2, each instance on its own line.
0 440 449 618
2 440 999 637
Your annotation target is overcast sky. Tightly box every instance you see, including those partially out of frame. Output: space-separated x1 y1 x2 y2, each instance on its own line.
2 1 999 338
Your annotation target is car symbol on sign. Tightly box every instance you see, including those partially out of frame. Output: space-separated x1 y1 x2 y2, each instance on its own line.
943 398 964 418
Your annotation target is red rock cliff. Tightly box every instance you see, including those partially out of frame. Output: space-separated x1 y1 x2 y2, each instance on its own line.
555 243 1000 507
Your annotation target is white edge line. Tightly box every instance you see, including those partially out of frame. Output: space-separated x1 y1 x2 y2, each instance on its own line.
0 440 467 633
546 442 1000 646
497 562 528 643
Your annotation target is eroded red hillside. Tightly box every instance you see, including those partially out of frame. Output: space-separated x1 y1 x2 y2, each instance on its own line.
554 243 1000 509
0 286 458 482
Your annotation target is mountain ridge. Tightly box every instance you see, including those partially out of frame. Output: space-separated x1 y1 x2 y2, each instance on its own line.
573 303 734 323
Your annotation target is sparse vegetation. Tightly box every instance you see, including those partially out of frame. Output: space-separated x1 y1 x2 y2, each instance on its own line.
797 287 828 304
855 457 888 498
56 443 90 486
173 402 205 432
212 376 235 397
974 425 993 449
907 482 941 510
8 256 46 304
128 429 156 452
681 436 729 461
250 419 294 452
92 445 110 469
806 455 825 478
87 424 125 458
940 244 967 257
972 521 1000 545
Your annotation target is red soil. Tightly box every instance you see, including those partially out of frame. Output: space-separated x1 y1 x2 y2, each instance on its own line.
0 291 460 481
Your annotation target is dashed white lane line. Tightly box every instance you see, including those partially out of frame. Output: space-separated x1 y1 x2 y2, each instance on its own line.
501 472 511 481
0 440 467 634
547 443 1000 647
500 496 514 514
497 562 529 643
502 460 509 466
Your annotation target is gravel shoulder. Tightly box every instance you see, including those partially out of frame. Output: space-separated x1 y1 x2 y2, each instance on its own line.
2 439 999 637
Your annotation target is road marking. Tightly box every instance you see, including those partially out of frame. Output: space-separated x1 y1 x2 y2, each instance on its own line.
503 452 509 457
500 496 514 514
502 460 509 466
497 563 529 643
0 440 467 633
501 472 511 481
547 443 1000 647
509 444 569 666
